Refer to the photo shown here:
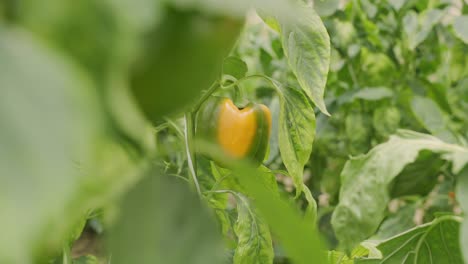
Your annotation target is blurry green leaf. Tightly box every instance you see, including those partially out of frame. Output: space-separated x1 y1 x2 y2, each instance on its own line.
411 96 458 143
456 166 468 263
130 6 242 121
110 172 225 264
313 0 341 17
198 143 327 264
0 29 102 263
453 15 468 44
359 49 396 87
345 111 371 155
357 216 463 263
403 9 444 50
233 194 274 264
73 255 99 264
278 86 316 197
223 56 248 80
269 4 331 115
372 106 400 138
331 130 468 251
17 0 128 83
352 87 394 101
388 0 406 11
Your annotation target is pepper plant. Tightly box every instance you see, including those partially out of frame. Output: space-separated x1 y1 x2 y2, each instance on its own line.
2 0 468 264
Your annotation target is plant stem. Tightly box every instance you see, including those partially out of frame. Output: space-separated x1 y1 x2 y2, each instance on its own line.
184 112 201 196
192 81 220 113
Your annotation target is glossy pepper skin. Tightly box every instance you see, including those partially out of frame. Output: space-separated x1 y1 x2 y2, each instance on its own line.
196 97 272 166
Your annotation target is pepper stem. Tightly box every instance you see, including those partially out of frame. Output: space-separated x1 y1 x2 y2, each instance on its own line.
184 112 201 196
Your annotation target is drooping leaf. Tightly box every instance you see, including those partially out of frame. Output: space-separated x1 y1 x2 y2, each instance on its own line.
109 172 226 264
357 216 463 264
233 193 274 264
198 142 327 264
277 86 316 197
331 130 468 251
453 15 468 44
265 4 331 115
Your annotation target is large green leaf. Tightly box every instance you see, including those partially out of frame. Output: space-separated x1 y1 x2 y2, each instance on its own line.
266 4 331 115
0 28 101 263
0 28 141 263
109 172 225 264
233 193 274 264
357 216 463 263
278 86 316 198
331 130 468 251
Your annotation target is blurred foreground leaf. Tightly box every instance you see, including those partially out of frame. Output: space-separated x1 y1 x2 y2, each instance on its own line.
130 6 243 121
109 170 225 264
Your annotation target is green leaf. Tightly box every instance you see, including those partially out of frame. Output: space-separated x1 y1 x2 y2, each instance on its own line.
331 130 468 251
233 193 274 264
403 9 444 50
109 172 225 264
388 0 406 11
313 0 341 17
130 7 243 120
456 165 468 263
390 151 444 197
352 87 394 101
73 255 99 264
278 86 316 197
269 4 331 115
373 203 418 240
223 56 248 80
357 216 463 263
198 143 327 264
0 29 102 263
453 15 468 44
411 96 458 144
372 106 401 139
359 49 396 87
17 0 132 83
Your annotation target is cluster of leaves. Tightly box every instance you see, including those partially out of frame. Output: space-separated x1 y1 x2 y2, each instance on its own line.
312 0 468 262
0 0 330 263
226 0 468 262
2 0 468 263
